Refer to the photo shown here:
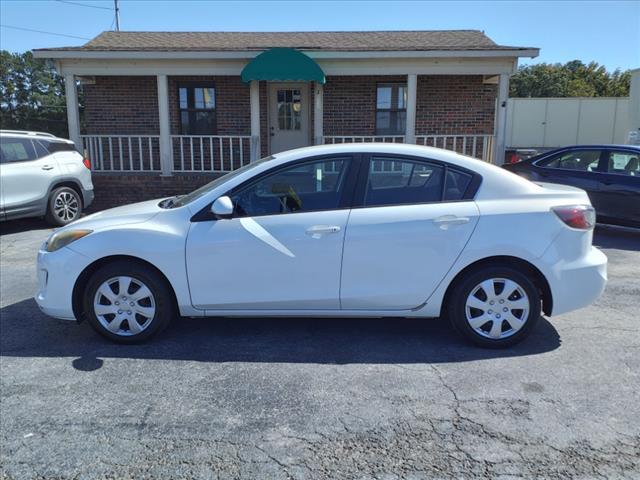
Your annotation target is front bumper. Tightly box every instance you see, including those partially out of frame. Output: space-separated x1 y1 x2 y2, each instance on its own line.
35 245 92 320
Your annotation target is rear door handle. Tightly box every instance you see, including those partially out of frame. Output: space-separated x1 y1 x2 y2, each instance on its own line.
433 215 470 229
41 165 54 171
306 225 341 237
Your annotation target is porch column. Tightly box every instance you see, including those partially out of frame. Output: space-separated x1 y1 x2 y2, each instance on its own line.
493 73 509 165
314 83 323 145
64 74 81 151
405 74 417 144
157 74 172 176
250 80 260 161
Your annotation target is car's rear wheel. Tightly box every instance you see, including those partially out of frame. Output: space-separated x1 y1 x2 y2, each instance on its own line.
45 186 82 226
447 266 541 348
83 261 175 344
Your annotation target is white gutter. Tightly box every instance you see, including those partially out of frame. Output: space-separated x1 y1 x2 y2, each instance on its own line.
33 48 540 60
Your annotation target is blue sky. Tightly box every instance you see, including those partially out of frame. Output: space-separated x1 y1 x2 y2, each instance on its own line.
0 0 638 71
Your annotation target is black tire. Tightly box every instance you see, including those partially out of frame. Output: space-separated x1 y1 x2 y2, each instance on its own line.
83 261 175 344
45 186 82 226
447 265 541 348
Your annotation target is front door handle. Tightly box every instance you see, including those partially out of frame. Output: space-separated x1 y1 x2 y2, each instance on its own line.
41 165 54 171
305 225 341 237
433 215 470 229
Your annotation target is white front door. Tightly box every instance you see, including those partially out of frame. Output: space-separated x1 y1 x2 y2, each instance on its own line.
185 156 354 310
269 83 310 154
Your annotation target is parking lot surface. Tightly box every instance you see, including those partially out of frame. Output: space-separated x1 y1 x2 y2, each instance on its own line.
1 218 639 479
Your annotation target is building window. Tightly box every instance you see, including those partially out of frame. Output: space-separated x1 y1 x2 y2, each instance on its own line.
376 83 407 135
178 83 216 134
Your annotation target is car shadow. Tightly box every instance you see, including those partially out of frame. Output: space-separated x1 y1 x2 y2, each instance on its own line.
0 218 53 236
593 224 640 251
0 299 561 371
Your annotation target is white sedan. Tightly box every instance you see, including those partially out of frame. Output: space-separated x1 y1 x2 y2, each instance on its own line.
35 144 607 347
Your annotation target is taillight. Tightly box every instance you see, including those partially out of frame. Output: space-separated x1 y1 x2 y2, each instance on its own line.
83 157 91 170
552 205 596 230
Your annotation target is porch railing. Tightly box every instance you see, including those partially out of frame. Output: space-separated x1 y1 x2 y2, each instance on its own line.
81 135 161 172
415 134 494 162
171 135 251 172
323 135 406 144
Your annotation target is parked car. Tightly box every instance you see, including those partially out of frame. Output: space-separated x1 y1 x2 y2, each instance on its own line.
503 145 640 228
35 144 607 348
0 130 93 225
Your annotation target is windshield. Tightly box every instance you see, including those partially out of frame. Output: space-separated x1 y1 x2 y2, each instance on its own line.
170 156 275 208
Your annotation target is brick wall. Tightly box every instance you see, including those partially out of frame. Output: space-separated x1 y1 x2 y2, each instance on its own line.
87 172 223 212
83 76 159 134
416 75 497 135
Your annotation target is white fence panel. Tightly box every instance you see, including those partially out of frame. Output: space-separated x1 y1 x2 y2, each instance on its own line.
507 97 630 148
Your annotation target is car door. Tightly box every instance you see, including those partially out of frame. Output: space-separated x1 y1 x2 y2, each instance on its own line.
186 155 356 310
0 136 59 217
532 149 603 207
593 149 640 227
340 155 480 310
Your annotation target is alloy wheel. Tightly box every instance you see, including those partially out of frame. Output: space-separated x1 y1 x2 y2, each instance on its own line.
53 191 79 222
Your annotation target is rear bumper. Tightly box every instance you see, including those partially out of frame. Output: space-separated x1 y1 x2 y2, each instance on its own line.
82 188 94 209
543 246 607 316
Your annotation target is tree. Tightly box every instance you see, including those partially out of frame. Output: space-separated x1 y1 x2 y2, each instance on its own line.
0 50 74 137
510 60 631 98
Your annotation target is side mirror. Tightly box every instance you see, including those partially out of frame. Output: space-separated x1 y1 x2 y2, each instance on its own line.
211 196 234 219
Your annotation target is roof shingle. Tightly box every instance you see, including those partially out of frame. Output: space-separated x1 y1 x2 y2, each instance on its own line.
38 30 533 52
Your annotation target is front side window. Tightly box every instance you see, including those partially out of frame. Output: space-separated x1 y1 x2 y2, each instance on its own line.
231 157 351 217
365 157 444 207
178 83 216 135
376 83 407 135
543 150 601 171
0 137 38 163
606 151 639 176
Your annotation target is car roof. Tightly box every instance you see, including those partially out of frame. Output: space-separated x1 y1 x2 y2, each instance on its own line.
0 130 73 143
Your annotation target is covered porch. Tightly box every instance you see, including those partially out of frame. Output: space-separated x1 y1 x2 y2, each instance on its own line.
61 48 508 175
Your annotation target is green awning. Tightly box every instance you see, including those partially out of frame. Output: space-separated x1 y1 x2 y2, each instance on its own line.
241 48 325 84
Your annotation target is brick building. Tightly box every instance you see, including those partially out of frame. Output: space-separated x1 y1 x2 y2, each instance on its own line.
34 31 538 210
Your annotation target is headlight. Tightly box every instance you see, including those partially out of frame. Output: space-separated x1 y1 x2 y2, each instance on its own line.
46 229 92 252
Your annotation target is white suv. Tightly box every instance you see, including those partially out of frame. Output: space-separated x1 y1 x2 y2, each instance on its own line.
0 130 94 225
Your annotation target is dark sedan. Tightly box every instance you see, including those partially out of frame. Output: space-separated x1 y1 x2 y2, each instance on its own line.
503 145 640 228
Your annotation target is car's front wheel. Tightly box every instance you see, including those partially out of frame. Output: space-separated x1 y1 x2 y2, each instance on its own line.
447 265 541 348
83 261 175 343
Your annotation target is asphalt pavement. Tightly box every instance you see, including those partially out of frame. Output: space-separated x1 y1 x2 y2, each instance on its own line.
1 218 639 479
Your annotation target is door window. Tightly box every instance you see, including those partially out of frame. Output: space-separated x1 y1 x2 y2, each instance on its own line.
0 138 38 163
277 89 302 130
231 157 350 217
606 151 639 176
364 157 449 207
543 150 601 171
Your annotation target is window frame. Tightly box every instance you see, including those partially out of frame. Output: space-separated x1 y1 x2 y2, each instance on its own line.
352 153 482 209
191 153 362 221
375 83 407 136
177 81 217 135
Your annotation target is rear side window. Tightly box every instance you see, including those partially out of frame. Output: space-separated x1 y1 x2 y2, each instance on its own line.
444 169 473 201
543 150 601 171
606 151 639 176
364 157 444 207
46 141 77 154
0 137 38 163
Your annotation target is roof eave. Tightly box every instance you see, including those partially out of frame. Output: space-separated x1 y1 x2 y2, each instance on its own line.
32 48 540 60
